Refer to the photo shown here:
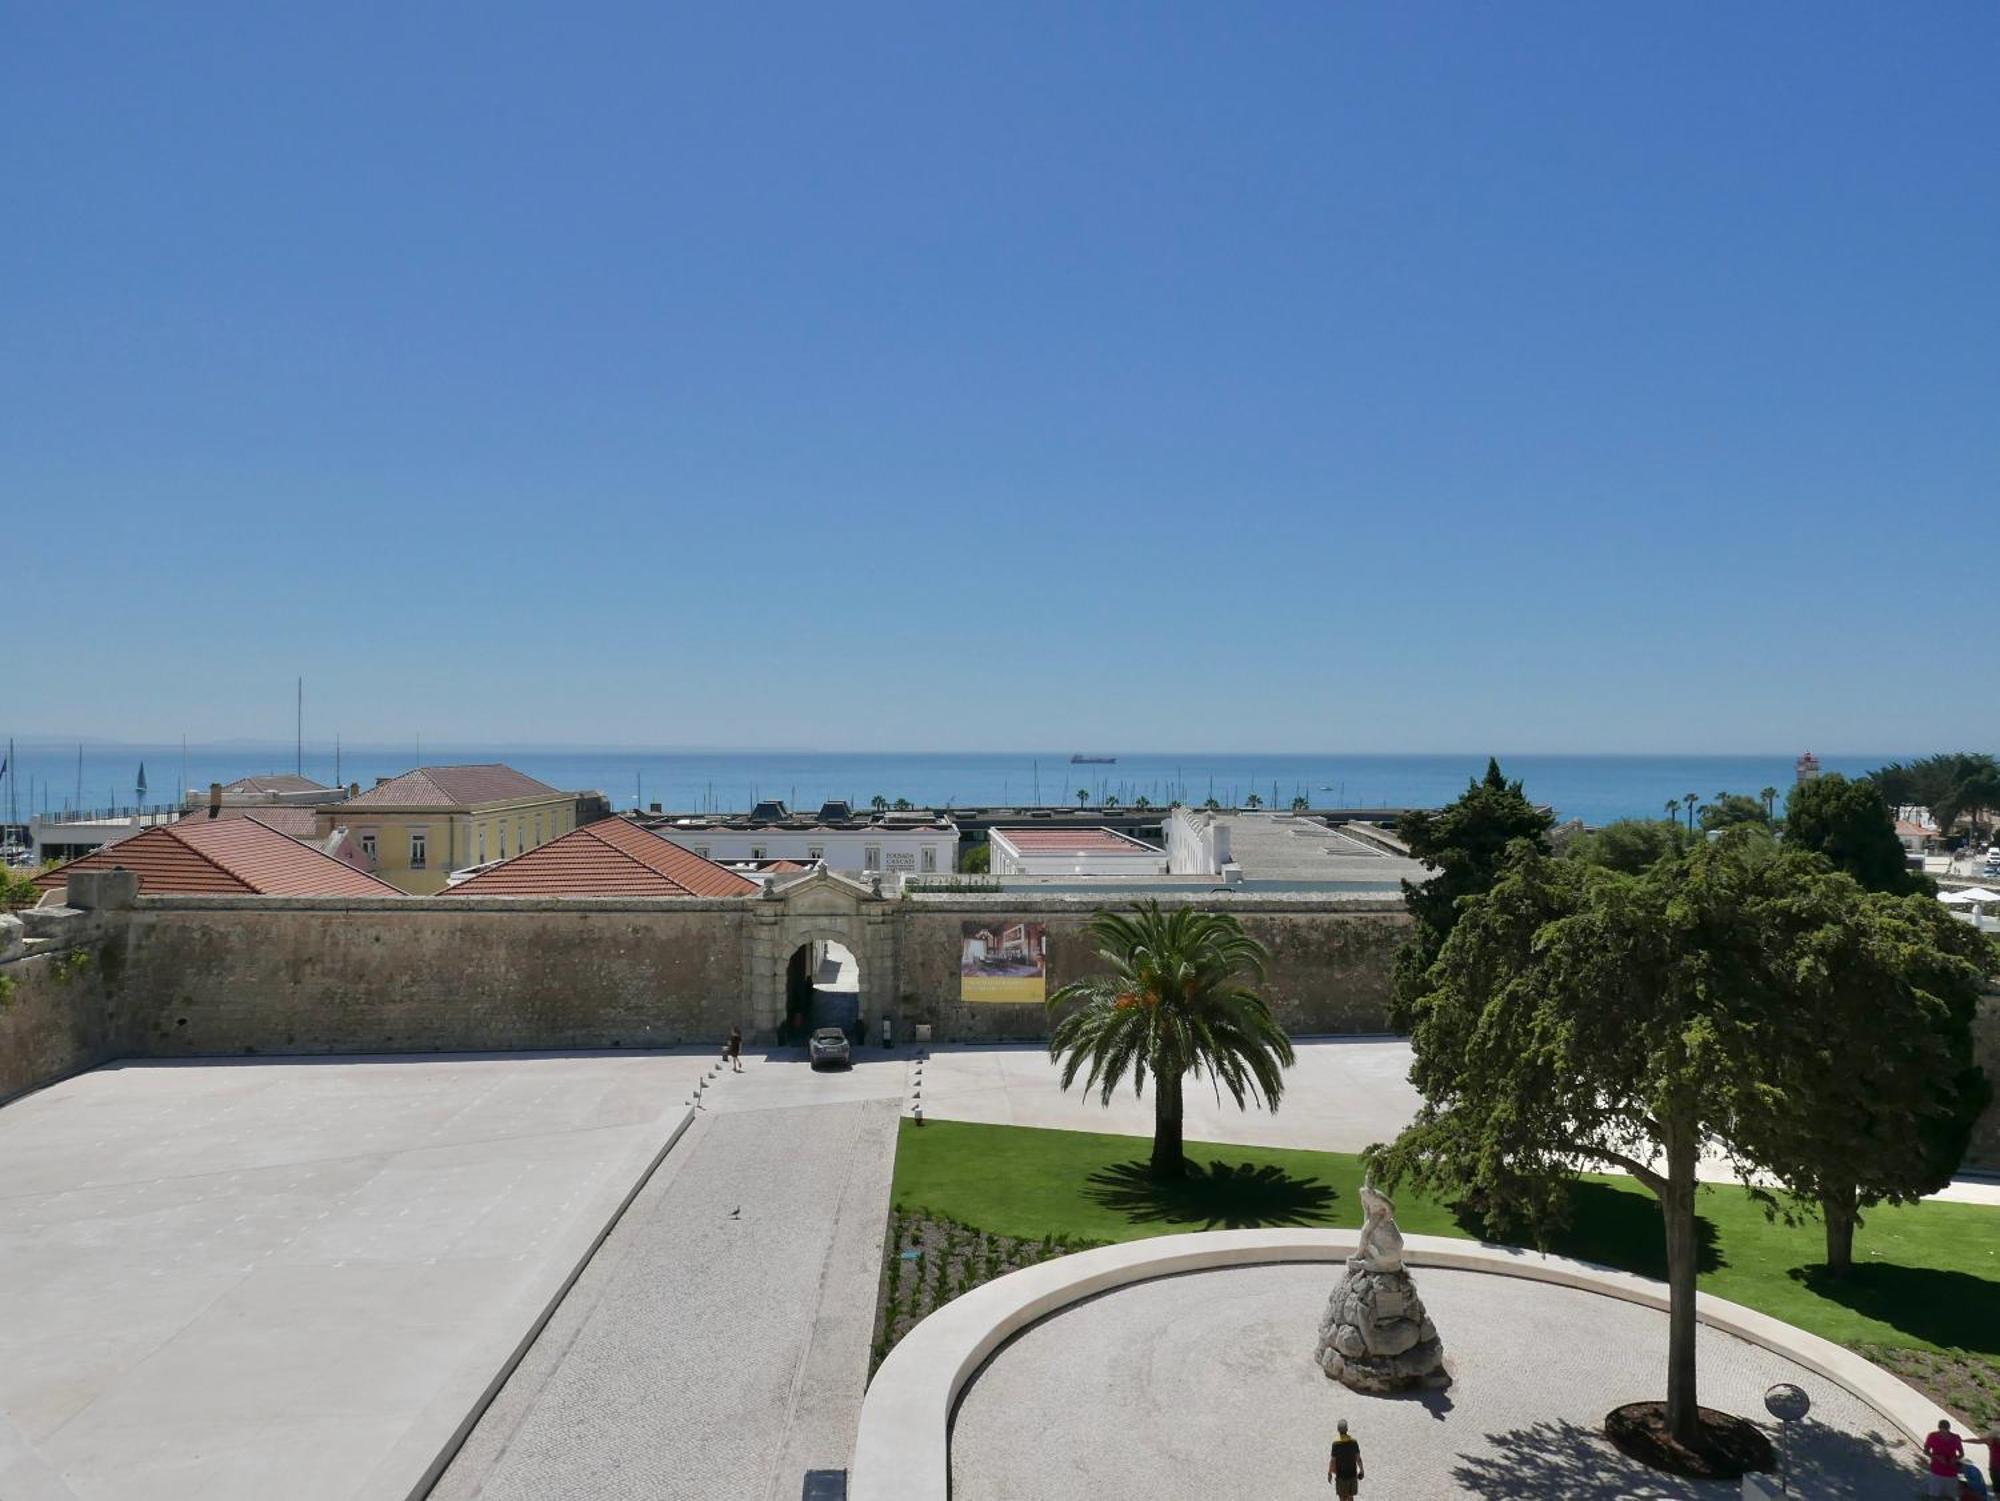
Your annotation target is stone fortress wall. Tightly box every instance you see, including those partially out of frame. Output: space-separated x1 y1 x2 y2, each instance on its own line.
0 869 1409 1104
5 868 1997 1172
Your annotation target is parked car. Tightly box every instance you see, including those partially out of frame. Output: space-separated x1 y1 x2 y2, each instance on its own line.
808 1026 852 1070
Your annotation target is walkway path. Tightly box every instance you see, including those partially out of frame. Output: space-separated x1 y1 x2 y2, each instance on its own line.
433 1054 904 1501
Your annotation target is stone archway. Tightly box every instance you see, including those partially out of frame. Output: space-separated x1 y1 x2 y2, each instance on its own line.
746 869 895 1043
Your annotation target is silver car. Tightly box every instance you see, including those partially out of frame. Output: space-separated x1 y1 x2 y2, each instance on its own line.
808 1026 852 1070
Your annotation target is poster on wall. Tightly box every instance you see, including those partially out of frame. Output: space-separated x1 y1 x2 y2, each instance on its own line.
959 920 1048 1003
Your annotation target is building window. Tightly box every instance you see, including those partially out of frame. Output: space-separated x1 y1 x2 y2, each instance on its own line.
864 845 881 871
499 828 508 859
921 846 937 872
534 813 543 845
410 829 428 869
751 846 766 860
478 828 487 864
517 817 526 851
360 831 377 861
808 845 824 861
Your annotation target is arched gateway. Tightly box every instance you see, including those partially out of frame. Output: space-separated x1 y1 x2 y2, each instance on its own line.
746 867 895 1042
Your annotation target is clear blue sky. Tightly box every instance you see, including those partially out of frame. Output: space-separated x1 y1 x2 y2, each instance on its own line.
6 4 1995 753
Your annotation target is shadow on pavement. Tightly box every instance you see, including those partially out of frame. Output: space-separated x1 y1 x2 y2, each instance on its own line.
1081 1158 1339 1230
1449 1415 1909 1499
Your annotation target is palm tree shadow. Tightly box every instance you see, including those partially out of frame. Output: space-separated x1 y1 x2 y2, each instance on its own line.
1450 1415 1907 1498
1082 1158 1339 1230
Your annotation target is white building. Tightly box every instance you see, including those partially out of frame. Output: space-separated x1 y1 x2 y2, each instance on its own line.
988 826 1167 877
1165 806 1431 888
644 802 958 878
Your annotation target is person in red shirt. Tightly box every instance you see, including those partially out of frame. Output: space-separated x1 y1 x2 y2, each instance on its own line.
1925 1419 1966 1498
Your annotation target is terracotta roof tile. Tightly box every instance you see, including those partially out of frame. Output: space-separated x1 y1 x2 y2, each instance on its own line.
342 764 562 808
178 806 322 838
35 819 401 897
444 819 759 898
221 774 328 794
992 826 1160 855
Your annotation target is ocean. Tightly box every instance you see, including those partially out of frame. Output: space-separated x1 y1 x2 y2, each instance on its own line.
0 745 1901 828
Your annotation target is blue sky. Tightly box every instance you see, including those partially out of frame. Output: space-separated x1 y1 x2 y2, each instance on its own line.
6 4 1995 753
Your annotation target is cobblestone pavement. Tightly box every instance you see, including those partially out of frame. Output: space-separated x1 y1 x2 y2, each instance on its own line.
433 1053 903 1501
951 1263 1914 1500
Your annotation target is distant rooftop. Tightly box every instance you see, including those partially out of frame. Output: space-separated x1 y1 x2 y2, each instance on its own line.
446 819 757 898
992 826 1161 856
342 764 563 809
1179 809 1432 885
178 806 323 839
221 774 328 795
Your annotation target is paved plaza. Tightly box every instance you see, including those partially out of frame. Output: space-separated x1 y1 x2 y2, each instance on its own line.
0 1050 712 1501
950 1263 1916 1499
433 1052 906 1500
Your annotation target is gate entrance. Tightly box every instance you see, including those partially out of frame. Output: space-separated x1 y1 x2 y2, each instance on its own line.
784 939 861 1041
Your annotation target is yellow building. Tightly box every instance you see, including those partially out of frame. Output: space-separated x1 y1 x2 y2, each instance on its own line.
320 764 580 894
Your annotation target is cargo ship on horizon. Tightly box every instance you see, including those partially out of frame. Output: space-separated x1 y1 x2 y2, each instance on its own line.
1069 754 1116 764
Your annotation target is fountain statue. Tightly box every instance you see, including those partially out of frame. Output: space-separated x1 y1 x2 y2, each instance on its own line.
1314 1184 1449 1391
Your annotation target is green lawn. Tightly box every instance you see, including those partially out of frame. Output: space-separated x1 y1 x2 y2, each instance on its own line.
892 1117 2000 1367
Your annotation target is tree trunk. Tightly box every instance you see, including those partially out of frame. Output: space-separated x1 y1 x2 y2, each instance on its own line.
1822 1183 1857 1276
1660 1124 1701 1446
1151 1070 1185 1179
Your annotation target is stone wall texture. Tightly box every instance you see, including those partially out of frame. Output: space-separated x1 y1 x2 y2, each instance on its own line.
0 932 117 1104
116 900 756 1058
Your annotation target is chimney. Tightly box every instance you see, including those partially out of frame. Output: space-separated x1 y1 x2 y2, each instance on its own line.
348 782 360 798
207 782 222 820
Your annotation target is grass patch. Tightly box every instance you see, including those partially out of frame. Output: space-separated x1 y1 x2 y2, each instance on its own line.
892 1117 2000 1428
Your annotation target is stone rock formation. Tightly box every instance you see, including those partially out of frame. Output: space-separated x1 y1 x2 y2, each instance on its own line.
1314 1184 1449 1391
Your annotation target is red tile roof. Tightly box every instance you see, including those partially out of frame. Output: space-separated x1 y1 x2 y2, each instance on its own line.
178 806 322 838
221 774 328 794
35 818 402 897
992 826 1160 855
341 764 562 808
443 819 759 897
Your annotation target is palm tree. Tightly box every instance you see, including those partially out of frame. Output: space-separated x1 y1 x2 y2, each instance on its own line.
1682 792 1698 831
1664 799 1680 823
892 797 913 812
1760 785 1779 821
1290 795 1309 813
1134 795 1151 810
1077 789 1090 807
1204 797 1221 811
1046 903 1295 1179
871 794 888 812
1104 793 1120 810
1246 792 1263 809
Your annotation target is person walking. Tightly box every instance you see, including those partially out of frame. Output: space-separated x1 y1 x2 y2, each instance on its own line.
1925 1419 1966 1498
726 1024 743 1073
1328 1418 1363 1497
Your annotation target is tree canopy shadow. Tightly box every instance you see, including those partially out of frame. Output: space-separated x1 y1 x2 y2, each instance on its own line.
1450 1415 1907 1499
1081 1158 1338 1230
1451 1179 1723 1278
1792 1261 2000 1355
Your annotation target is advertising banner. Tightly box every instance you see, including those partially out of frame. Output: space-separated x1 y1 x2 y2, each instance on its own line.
959 920 1048 1003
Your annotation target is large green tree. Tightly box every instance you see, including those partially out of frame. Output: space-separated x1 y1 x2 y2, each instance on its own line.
1869 752 2000 838
1390 759 1554 1027
1046 902 1294 1179
1567 818 1693 875
1729 863 1993 1272
1784 772 1926 895
1697 792 1770 833
1372 834 1864 1447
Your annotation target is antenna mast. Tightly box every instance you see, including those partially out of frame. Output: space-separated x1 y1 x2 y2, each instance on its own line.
296 677 303 777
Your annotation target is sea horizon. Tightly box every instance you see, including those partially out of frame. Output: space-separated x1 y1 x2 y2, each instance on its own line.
0 742 1914 829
